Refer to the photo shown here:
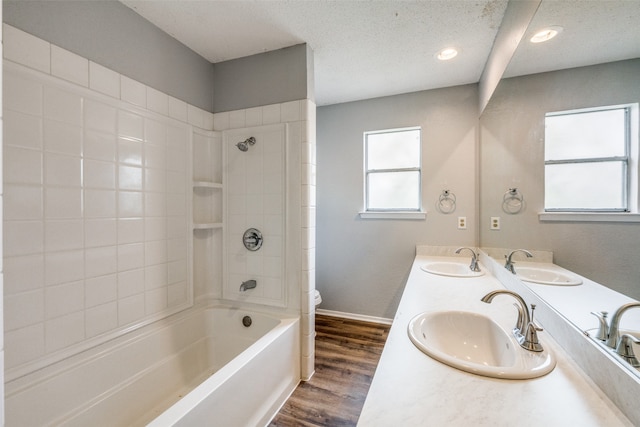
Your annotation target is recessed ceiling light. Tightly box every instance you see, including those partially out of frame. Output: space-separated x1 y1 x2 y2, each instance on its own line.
530 26 563 43
436 47 459 61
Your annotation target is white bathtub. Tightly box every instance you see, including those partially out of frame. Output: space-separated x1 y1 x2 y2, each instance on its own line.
5 304 301 426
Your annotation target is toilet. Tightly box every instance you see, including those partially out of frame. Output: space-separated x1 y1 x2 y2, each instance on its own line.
314 290 322 309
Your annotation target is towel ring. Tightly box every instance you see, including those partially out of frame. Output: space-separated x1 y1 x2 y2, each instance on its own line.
437 190 456 214
502 188 524 214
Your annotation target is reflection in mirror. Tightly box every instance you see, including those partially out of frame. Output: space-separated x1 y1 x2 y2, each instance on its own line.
479 0 640 301
479 0 640 384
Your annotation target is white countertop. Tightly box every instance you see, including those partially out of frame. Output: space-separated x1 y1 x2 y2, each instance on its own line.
357 254 632 426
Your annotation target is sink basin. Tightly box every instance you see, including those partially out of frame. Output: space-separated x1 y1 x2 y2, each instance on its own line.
516 266 582 286
420 261 484 278
407 310 555 379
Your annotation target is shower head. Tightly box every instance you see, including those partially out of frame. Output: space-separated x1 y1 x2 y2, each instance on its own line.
236 136 256 152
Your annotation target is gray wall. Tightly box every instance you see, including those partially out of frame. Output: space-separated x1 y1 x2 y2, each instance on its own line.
317 84 479 319
4 0 215 111
213 43 313 112
480 59 640 300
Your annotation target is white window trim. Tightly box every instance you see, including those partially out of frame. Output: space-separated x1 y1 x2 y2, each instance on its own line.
543 103 639 218
359 211 427 220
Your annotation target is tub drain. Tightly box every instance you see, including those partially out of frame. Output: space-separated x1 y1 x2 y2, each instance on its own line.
242 315 252 327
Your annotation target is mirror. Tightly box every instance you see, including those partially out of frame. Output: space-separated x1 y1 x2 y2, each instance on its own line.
479 0 640 368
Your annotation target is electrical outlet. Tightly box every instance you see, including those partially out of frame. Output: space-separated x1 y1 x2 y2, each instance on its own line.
491 216 501 230
457 217 467 230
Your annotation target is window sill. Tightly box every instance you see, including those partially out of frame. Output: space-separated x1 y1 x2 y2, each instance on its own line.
539 212 640 223
359 211 426 220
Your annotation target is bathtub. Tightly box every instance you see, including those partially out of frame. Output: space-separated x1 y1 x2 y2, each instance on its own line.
5 304 301 426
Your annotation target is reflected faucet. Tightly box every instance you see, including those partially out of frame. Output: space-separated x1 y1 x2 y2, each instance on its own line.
239 279 257 292
504 249 533 274
455 247 481 272
605 302 640 349
481 289 544 352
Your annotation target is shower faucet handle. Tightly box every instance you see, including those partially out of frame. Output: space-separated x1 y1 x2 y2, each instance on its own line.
243 228 263 251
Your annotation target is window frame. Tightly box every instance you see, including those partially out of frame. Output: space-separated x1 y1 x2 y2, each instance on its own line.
362 126 423 214
544 104 635 213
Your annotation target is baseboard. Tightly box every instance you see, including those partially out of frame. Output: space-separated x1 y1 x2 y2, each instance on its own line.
316 308 393 325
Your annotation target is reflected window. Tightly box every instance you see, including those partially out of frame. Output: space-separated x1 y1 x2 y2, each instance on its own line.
544 104 638 211
364 127 421 211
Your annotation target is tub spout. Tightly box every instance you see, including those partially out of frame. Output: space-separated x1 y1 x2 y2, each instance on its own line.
239 279 257 292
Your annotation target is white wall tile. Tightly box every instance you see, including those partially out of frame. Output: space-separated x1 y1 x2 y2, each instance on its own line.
83 130 116 162
117 242 144 271
5 324 45 367
118 138 143 166
187 104 205 128
118 110 144 141
145 287 167 315
84 99 117 133
245 107 263 127
5 290 44 330
45 280 84 319
118 268 145 298
84 160 116 189
118 294 145 326
4 221 43 257
51 46 89 87
85 274 117 308
4 254 44 294
45 311 85 352
89 61 120 98
4 72 43 116
146 87 169 116
229 110 246 128
145 119 166 146
84 189 116 218
4 185 42 221
85 246 117 278
3 25 50 73
145 264 168 290
262 104 281 124
85 219 117 248
45 188 82 219
118 167 143 191
86 302 118 338
4 146 42 185
281 100 301 122
45 220 83 252
213 112 230 130
120 76 146 107
44 120 82 155
168 282 187 307
44 250 84 286
168 97 188 122
5 110 43 150
145 241 167 266
44 87 82 126
44 153 81 187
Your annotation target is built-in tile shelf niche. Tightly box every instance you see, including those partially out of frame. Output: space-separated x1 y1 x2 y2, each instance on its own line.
192 129 224 302
193 129 223 229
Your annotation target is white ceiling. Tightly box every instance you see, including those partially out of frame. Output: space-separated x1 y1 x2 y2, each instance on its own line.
120 0 640 106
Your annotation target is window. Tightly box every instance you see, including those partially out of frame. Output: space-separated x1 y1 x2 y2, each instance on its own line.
544 104 638 212
363 127 421 214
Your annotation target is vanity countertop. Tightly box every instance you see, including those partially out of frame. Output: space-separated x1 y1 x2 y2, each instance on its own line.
357 254 632 426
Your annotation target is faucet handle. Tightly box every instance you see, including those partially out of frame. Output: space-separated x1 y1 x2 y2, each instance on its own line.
521 304 544 352
615 334 640 368
590 311 609 341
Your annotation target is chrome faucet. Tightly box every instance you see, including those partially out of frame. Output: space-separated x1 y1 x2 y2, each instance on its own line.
504 249 533 274
481 289 544 352
239 279 257 292
605 302 640 349
455 247 481 272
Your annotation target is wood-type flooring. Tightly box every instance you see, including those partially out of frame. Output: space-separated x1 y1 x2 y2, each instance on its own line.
269 314 391 427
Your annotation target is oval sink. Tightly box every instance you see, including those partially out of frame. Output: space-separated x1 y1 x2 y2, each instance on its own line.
516 266 582 286
420 261 484 278
407 310 555 379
